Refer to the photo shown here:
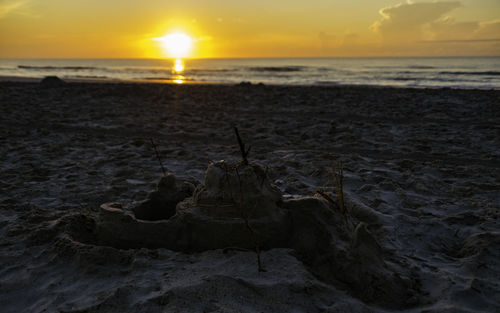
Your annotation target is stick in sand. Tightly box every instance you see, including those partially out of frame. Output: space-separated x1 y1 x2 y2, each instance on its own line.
150 138 167 177
234 127 251 165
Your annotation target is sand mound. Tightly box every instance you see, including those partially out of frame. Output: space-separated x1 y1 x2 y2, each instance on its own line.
284 195 419 309
193 160 282 218
40 75 65 87
131 173 195 221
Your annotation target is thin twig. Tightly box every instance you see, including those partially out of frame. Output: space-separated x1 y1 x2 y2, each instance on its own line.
331 161 345 214
244 204 265 272
316 189 336 206
234 127 250 165
235 167 266 272
150 138 166 177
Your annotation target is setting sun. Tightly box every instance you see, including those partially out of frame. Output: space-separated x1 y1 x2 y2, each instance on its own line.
155 32 193 58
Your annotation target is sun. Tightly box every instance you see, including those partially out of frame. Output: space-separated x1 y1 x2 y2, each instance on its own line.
156 32 193 58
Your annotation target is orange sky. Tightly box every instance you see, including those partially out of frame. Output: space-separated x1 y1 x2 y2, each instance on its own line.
0 0 499 58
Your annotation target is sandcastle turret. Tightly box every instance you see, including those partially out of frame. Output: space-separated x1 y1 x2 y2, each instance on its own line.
189 160 283 218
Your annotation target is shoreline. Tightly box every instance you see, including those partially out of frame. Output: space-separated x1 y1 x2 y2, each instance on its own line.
1 75 499 90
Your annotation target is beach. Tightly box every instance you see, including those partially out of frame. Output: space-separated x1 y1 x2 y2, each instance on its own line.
0 80 499 312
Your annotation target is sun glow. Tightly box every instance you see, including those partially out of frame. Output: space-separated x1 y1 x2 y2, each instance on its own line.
156 32 193 58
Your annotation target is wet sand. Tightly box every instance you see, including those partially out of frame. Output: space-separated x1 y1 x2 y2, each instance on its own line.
0 81 499 312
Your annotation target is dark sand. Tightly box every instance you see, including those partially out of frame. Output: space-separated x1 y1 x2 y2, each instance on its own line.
0 81 499 312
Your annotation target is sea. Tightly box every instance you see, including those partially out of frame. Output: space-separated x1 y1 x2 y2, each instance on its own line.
1 57 499 89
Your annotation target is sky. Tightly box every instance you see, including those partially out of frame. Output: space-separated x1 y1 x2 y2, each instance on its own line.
0 0 499 58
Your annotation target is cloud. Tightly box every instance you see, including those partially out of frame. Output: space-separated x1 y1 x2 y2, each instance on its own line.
370 1 462 41
427 16 478 40
0 0 33 19
415 19 500 56
421 18 500 43
368 1 499 55
418 38 500 43
475 19 500 39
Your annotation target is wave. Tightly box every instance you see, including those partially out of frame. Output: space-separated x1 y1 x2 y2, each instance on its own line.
313 81 340 85
439 71 500 76
390 77 416 81
311 66 333 72
117 68 232 75
248 66 306 72
18 65 99 70
365 65 437 70
67 75 108 79
140 77 175 80
407 65 436 69
189 68 232 73
390 76 471 82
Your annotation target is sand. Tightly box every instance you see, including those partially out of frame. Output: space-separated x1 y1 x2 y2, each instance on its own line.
0 80 499 312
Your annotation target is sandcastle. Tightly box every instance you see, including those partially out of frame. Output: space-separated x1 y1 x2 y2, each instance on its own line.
96 159 420 309
97 160 290 250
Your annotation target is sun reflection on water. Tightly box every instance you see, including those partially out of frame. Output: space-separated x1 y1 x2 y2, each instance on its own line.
173 75 185 84
172 58 185 84
174 59 184 73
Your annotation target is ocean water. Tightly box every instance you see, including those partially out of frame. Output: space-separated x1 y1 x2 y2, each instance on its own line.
1 57 499 89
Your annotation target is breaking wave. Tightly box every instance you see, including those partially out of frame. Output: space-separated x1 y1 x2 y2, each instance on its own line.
439 71 500 76
248 66 306 72
18 65 100 70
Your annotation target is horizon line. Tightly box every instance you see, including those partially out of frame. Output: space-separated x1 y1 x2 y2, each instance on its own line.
1 55 500 60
